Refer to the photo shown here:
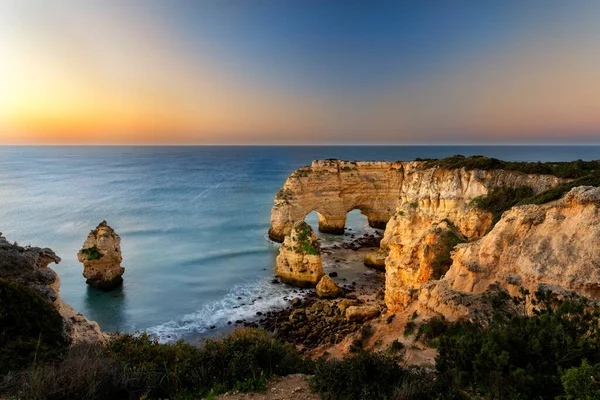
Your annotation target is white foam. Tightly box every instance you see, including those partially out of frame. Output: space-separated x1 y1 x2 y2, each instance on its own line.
146 278 305 343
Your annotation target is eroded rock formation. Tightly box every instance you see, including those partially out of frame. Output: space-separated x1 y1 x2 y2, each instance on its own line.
269 160 561 243
445 186 600 299
270 159 567 312
269 160 405 241
78 221 124 290
275 221 324 287
316 275 342 299
385 219 467 310
0 233 106 344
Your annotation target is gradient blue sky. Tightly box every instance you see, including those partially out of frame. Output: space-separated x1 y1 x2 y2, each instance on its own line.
1 0 600 144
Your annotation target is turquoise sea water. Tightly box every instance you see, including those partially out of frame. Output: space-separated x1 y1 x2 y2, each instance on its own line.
0 145 598 342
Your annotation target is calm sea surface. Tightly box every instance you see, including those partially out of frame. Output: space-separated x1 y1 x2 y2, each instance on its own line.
0 145 598 341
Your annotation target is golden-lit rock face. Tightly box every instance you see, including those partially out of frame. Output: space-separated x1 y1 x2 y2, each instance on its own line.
268 160 405 242
269 159 566 313
316 275 342 299
275 221 324 287
384 220 467 311
445 186 600 299
78 221 124 290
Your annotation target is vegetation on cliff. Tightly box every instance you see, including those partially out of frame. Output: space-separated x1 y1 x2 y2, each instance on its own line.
2 278 600 399
471 186 536 223
418 154 600 179
79 245 104 261
430 222 467 279
2 328 309 399
292 221 320 255
0 279 68 375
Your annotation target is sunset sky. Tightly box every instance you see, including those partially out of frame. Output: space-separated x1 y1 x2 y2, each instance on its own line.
1 1 600 144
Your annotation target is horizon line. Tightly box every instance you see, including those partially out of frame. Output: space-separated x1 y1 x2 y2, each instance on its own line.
3 142 600 147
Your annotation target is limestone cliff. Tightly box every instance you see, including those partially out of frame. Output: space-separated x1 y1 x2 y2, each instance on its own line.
78 221 124 289
268 158 565 312
381 163 564 311
275 221 324 287
0 233 106 344
269 160 562 243
269 160 405 241
443 186 600 300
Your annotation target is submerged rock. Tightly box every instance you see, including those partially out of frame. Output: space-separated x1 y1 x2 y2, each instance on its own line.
316 275 342 299
275 221 324 287
78 221 124 290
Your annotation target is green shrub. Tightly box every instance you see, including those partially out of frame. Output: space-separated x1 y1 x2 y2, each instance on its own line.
311 353 455 400
310 352 404 400
293 222 320 255
560 359 600 400
471 186 535 224
420 155 600 179
436 293 600 399
80 245 104 261
388 339 404 354
517 171 600 206
107 328 309 398
2 328 310 400
430 228 467 279
403 321 416 337
0 279 68 375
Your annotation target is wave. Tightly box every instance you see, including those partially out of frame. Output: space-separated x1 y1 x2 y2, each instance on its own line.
146 278 306 343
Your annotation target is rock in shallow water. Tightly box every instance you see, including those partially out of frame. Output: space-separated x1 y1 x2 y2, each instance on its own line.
316 275 342 299
274 221 324 287
77 221 124 290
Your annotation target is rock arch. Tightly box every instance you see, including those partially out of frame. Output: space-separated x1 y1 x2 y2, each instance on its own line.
268 160 405 242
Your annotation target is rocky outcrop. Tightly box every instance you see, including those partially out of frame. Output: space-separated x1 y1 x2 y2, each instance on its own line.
269 158 565 312
269 160 405 241
345 305 380 322
385 220 466 310
444 186 600 299
78 221 124 290
275 221 324 287
381 163 563 312
269 160 562 243
0 233 106 344
316 275 342 299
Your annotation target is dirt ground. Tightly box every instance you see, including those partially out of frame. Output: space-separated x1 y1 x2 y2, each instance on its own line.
215 374 320 400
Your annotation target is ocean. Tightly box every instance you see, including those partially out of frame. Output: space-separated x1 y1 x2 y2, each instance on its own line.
0 145 598 342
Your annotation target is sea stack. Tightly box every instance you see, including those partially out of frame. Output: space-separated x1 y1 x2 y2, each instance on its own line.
275 221 324 287
78 221 124 290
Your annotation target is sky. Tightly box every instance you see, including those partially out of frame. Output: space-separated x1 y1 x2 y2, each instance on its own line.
1 0 600 145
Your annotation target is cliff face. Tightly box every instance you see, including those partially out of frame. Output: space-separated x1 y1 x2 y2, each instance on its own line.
275 221 324 287
78 221 124 289
269 159 566 312
444 186 600 300
0 233 106 344
269 160 405 242
382 163 563 311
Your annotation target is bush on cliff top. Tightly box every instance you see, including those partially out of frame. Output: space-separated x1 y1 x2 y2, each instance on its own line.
0 279 68 375
293 221 320 255
471 186 535 224
310 351 453 400
80 245 104 261
436 291 600 400
2 328 310 400
418 154 600 179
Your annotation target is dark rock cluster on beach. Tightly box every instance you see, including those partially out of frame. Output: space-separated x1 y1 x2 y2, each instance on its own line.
323 230 383 252
258 295 385 350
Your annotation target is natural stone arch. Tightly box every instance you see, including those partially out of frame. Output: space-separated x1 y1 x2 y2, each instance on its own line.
268 159 405 242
